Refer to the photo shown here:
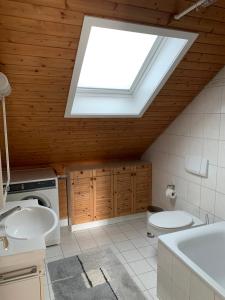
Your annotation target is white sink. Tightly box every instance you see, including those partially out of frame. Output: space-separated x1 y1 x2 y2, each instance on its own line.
4 206 58 240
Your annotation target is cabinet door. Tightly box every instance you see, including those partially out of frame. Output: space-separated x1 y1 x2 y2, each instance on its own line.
114 166 134 216
93 169 114 221
0 276 42 300
133 164 151 213
71 171 94 224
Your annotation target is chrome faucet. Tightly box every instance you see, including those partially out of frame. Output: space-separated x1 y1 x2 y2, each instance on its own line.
0 206 22 222
0 236 8 250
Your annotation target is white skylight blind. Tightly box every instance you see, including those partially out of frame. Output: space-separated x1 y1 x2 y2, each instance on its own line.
65 17 198 118
77 27 158 90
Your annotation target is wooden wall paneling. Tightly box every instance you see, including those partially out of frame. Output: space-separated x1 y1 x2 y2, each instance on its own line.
70 170 94 224
113 165 134 217
93 168 114 221
133 163 151 213
0 15 82 37
0 29 79 49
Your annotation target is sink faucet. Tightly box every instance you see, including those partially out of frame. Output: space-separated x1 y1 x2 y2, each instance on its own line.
0 236 8 250
0 206 22 222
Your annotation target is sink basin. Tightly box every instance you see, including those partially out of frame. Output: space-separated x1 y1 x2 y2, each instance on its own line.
4 206 58 240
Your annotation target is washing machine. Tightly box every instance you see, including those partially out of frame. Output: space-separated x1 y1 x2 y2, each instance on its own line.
6 167 60 246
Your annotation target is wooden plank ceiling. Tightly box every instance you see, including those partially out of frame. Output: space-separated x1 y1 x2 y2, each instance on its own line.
0 0 225 167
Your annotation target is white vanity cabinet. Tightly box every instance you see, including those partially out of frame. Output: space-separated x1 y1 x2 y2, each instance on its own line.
0 249 45 300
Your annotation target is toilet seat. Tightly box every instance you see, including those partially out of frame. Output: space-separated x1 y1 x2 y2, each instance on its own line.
149 210 193 230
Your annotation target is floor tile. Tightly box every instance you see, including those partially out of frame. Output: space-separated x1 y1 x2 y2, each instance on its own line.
143 290 154 300
46 255 64 263
146 236 158 245
95 235 112 246
46 245 63 259
132 275 146 292
124 230 140 239
115 240 135 252
123 263 136 277
122 249 143 263
115 252 127 264
131 220 147 231
129 259 153 275
149 287 159 300
110 232 128 242
131 237 149 248
74 229 92 240
118 223 134 233
102 224 121 235
138 245 157 258
44 280 51 300
61 247 81 258
89 227 105 234
44 263 51 285
48 283 55 300
100 244 120 254
146 256 157 269
138 270 157 290
138 228 149 237
77 238 98 250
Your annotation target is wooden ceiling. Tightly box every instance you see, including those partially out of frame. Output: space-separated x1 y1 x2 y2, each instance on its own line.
0 0 225 167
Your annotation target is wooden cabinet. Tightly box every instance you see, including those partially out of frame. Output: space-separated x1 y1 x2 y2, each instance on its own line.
114 165 134 216
93 169 114 220
68 161 151 226
133 163 151 213
114 163 152 216
69 170 94 224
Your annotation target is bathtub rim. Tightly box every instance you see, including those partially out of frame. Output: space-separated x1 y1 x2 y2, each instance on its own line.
159 221 225 299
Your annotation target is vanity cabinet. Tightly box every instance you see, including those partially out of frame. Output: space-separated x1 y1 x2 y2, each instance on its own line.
67 161 151 226
0 249 45 300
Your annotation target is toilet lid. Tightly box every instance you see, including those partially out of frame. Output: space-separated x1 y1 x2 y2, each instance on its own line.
149 211 193 229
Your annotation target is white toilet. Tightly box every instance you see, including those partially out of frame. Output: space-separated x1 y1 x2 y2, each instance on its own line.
147 210 203 237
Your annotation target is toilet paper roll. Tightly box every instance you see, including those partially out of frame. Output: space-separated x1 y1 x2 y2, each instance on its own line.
165 187 177 200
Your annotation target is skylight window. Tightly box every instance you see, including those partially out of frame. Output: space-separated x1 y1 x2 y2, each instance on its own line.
78 27 158 90
65 17 198 118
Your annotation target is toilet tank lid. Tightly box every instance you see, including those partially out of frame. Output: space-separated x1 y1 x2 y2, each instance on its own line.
149 210 193 229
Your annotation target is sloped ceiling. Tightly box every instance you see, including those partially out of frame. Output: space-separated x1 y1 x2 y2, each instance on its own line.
0 0 225 167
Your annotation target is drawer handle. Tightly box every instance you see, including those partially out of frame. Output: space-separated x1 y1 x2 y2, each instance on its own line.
0 266 37 283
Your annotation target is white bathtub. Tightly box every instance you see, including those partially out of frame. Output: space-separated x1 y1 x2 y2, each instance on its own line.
158 222 225 299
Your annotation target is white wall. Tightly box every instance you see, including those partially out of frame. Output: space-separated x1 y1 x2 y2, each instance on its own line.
142 66 225 223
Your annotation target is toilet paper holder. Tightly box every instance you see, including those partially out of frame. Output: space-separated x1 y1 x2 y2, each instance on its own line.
167 184 175 190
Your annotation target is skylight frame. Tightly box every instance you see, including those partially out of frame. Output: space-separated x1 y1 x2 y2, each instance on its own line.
65 16 198 118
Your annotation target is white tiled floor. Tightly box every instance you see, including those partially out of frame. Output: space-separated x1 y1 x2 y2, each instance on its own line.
44 217 159 300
